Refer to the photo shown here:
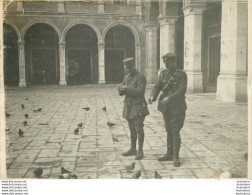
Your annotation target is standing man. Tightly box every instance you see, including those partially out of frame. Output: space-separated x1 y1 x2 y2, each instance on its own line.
118 57 149 160
148 53 187 167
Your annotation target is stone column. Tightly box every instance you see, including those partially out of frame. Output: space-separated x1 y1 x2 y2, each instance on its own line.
58 2 65 13
98 42 105 84
145 25 159 83
98 0 105 14
58 42 67 86
216 1 248 102
17 1 23 12
136 0 142 15
17 41 26 87
135 43 142 72
158 16 177 72
183 3 205 93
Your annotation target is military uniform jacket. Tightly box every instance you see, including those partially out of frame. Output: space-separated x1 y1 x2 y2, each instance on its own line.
120 70 149 120
151 68 187 113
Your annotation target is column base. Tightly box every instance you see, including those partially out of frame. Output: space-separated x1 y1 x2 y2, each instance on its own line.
19 81 26 87
185 70 203 93
59 80 67 86
98 80 106 85
216 73 247 102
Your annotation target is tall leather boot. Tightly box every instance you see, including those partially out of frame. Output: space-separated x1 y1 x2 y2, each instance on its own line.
158 132 173 161
173 133 181 167
122 124 137 156
135 130 144 160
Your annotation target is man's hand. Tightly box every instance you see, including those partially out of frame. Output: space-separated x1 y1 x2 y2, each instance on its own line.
161 96 170 104
148 97 156 104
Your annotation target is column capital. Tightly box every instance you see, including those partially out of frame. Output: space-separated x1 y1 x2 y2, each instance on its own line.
158 16 178 26
144 24 159 32
182 3 206 16
58 41 66 45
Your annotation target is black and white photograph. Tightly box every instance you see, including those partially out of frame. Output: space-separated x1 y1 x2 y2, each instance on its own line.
0 0 251 182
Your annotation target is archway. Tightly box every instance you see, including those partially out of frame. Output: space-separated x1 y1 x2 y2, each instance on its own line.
24 23 59 85
65 24 98 85
104 25 135 83
3 23 19 86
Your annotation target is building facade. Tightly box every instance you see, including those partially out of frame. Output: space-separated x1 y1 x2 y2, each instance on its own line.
3 0 248 102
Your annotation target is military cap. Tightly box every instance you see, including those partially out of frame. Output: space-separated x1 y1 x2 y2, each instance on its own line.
123 57 134 67
162 53 176 60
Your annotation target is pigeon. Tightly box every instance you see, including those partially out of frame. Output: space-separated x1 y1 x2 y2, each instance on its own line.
5 112 11 117
74 127 79 135
59 173 70 179
22 104 25 109
125 162 135 173
25 97 28 100
24 114 29 119
78 123 83 128
132 170 141 179
33 167 43 178
87 176 91 179
23 121 27 125
244 153 248 161
61 167 71 174
5 128 10 132
102 106 106 111
37 108 42 112
82 107 90 111
112 134 119 142
219 171 232 179
154 171 163 179
107 122 116 127
18 129 24 137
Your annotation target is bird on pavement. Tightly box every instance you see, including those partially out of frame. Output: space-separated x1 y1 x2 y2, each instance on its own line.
22 104 25 109
112 134 119 142
18 129 24 137
132 170 141 179
37 108 42 112
125 162 135 173
33 167 43 178
5 128 10 132
5 112 11 117
74 127 79 135
82 107 90 111
102 106 106 111
24 114 29 119
78 123 83 128
23 121 27 126
25 97 28 100
107 122 116 127
154 171 163 179
61 167 72 174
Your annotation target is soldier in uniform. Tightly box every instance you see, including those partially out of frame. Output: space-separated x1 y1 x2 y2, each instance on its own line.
118 57 149 160
148 53 187 167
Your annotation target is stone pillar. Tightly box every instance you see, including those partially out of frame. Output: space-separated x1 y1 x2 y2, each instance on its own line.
98 42 105 84
183 4 205 93
158 16 177 72
135 43 142 72
216 1 248 102
17 1 23 12
145 25 159 83
136 0 142 15
98 0 105 14
58 2 65 13
17 41 26 87
58 42 67 86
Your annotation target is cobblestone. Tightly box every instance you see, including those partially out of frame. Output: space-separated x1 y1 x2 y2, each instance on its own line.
4 85 248 179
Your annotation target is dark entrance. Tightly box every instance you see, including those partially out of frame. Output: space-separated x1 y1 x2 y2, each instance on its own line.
67 49 91 85
105 25 135 83
65 24 98 85
105 49 124 83
208 36 220 84
25 23 59 85
3 24 19 86
32 49 57 84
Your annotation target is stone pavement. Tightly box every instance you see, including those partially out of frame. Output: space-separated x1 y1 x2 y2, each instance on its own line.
4 85 248 179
